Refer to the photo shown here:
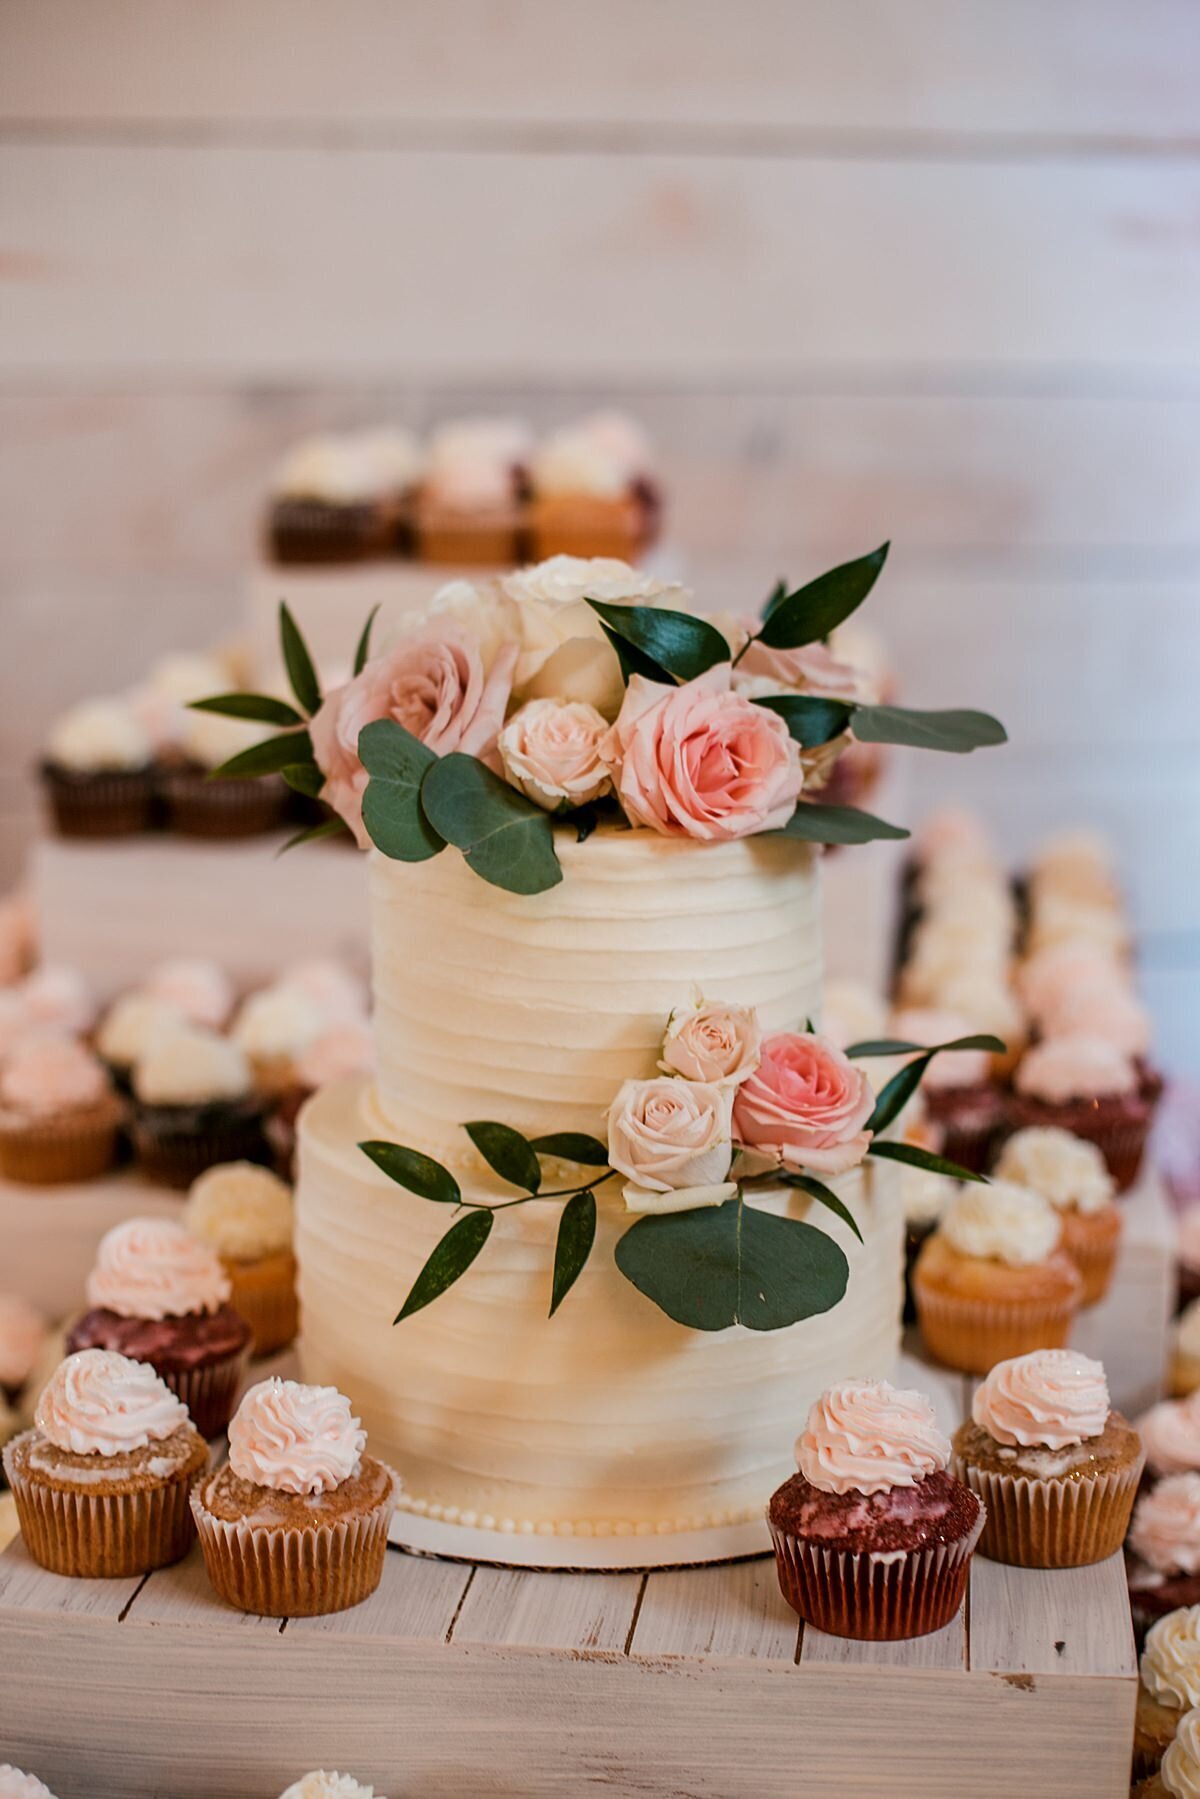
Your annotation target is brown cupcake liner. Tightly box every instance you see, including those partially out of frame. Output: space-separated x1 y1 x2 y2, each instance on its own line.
416 515 524 566
160 1345 251 1439
0 1097 124 1185
1133 1684 1184 1784
769 1507 985 1640
3 1438 204 1578
953 1450 1142 1568
225 1252 299 1358
131 1102 270 1189
191 1472 396 1617
40 763 155 838
1006 1094 1151 1193
915 1282 1081 1375
158 767 286 839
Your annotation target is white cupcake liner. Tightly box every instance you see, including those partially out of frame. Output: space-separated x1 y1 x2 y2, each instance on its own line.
953 1449 1143 1568
769 1503 986 1640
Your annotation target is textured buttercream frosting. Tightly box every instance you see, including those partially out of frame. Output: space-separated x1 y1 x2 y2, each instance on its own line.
973 1350 1109 1449
36 1349 188 1455
87 1218 230 1320
228 1378 365 1495
1143 1607 1200 1711
797 1379 949 1495
1163 1708 1200 1799
278 1776 381 1799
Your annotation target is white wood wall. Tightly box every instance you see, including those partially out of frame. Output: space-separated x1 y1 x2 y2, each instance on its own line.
1 1 1198 1065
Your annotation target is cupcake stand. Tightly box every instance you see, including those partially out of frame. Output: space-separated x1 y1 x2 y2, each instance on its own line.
0 1171 1170 1799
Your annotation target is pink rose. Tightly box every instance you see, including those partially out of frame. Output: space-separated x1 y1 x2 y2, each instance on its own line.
660 996 762 1086
497 698 612 811
734 632 877 702
311 629 516 847
607 1076 734 1192
732 1031 875 1177
601 667 803 841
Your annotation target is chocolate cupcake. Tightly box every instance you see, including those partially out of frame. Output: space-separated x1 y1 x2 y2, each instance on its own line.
1135 1608 1200 1783
158 708 287 839
266 430 421 564
891 1008 1005 1174
3 1348 207 1578
39 697 155 837
1010 1034 1155 1192
1129 1475 1200 1635
952 1349 1142 1567
1139 1395 1200 1486
0 1035 125 1185
995 1126 1122 1306
67 1217 251 1437
192 1378 396 1617
768 1379 984 1641
130 1027 269 1187
185 1162 298 1358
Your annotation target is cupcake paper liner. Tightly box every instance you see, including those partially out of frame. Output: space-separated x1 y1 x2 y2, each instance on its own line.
41 765 155 838
225 1252 300 1359
1060 1209 1122 1308
191 1472 396 1617
915 1282 1080 1375
3 1439 203 1578
161 1345 251 1440
769 1505 985 1640
952 1451 1143 1568
1006 1095 1151 1193
0 1099 124 1185
158 768 286 839
131 1102 271 1189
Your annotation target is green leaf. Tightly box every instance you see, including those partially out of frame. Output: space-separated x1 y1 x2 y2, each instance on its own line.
279 602 322 715
573 804 600 843
281 761 324 798
758 543 890 649
353 603 381 677
846 1033 1005 1059
866 1053 934 1136
211 728 313 780
465 1121 542 1194
851 704 1007 754
277 817 347 854
751 694 854 748
421 753 562 895
781 1173 864 1244
775 802 910 845
394 1208 493 1323
359 1140 461 1206
550 1189 597 1317
530 1132 611 1166
190 692 303 728
614 1196 849 1332
868 1140 986 1183
587 600 730 684
358 718 445 863
600 621 674 687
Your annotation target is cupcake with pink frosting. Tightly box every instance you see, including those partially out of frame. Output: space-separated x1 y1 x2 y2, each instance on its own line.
66 1217 252 1437
1129 1475 1200 1634
143 957 235 1031
951 1349 1141 1567
0 1034 124 1184
1139 1395 1200 1485
3 1348 207 1578
1010 1032 1157 1191
191 1376 396 1617
767 1378 984 1640
889 1006 1004 1175
0 1294 48 1402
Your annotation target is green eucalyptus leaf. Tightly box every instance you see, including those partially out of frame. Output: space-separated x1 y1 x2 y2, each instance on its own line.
421 753 562 895
587 600 730 683
868 1140 986 1183
599 621 674 687
211 728 313 780
851 704 1007 754
279 602 322 715
751 694 854 748
465 1121 542 1194
359 1140 461 1206
530 1132 611 1167
781 1173 864 1244
775 802 910 845
353 603 381 677
394 1208 493 1323
866 1053 934 1136
277 817 347 854
550 1188 597 1317
846 1033 1004 1059
614 1196 849 1332
282 761 324 798
758 543 889 649
359 718 444 863
190 692 303 728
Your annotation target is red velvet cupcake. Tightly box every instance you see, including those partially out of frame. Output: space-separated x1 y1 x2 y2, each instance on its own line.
891 1008 1005 1175
1128 1474 1200 1638
1010 1034 1156 1192
768 1379 984 1640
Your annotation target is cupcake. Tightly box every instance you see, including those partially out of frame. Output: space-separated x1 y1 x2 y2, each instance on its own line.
1135 1609 1200 1782
39 696 155 836
130 1027 269 1187
890 1007 1004 1174
1144 1708 1200 1797
269 1017 375 1175
994 1126 1121 1306
1173 1303 1200 1400
16 964 95 1039
143 957 234 1031
0 1293 47 1403
66 1217 252 1437
1140 1395 1200 1485
231 983 324 1099
1010 1034 1155 1191
95 989 188 1091
185 1162 298 1357
3 1348 207 1578
0 888 36 987
913 1181 1083 1375
0 1035 125 1184
951 1349 1142 1567
1129 1475 1200 1632
415 418 531 565
267 430 421 564
0 1767 61 1798
927 968 1027 1080
191 1377 396 1617
278 1773 383 1799
527 413 657 562
767 1379 983 1640
158 708 287 838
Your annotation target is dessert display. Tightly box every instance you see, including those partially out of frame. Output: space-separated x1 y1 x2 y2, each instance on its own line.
185 1161 299 1357
129 1026 269 1186
913 1181 1084 1374
190 1376 396 1616
995 1125 1121 1305
1129 1474 1200 1631
66 1218 252 1437
767 1378 984 1639
950 1349 1142 1566
0 1034 124 1184
1136 1608 1200 1781
2 1348 207 1577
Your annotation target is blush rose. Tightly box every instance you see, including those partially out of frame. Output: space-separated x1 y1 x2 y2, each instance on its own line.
607 1076 734 1192
732 1031 875 1176
497 698 612 811
660 997 762 1086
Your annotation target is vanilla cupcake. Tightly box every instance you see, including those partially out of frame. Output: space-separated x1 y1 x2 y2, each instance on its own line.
3 1349 207 1577
186 1162 297 1357
0 1294 48 1402
528 412 657 561
130 1026 268 1186
1010 1034 1154 1191
1136 1609 1200 1782
144 957 234 1031
96 989 188 1088
192 1377 396 1616
1150 1708 1200 1797
995 1126 1121 1305
0 1035 124 1184
40 696 155 836
951 1349 1141 1566
278 1774 384 1799
1129 1475 1200 1633
913 1181 1083 1374
231 984 324 1098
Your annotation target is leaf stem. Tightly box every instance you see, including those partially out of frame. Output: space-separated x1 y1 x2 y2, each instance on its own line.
730 631 756 671
456 1168 619 1212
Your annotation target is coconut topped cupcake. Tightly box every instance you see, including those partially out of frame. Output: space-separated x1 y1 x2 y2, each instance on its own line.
279 1775 383 1799
185 1162 299 1357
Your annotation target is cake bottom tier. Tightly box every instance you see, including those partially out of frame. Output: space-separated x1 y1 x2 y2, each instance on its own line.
296 1078 903 1537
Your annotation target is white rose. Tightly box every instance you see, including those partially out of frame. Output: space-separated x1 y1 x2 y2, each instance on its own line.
423 577 522 673
607 1076 733 1193
660 996 762 1086
497 699 612 811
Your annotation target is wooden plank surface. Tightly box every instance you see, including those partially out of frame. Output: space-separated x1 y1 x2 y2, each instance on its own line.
276 1545 471 1643
969 1554 1136 1679
451 1565 643 1654
124 1542 281 1631
802 1601 967 1669
0 1537 144 1621
631 1559 799 1663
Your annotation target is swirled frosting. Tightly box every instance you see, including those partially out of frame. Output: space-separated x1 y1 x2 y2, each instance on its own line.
1130 1474 1200 1575
940 1180 1061 1267
888 1007 990 1090
145 958 234 1031
227 1378 366 1495
1015 1035 1137 1103
1143 1607 1200 1711
797 1379 950 1496
972 1350 1109 1449
277 1776 380 1799
1139 1396 1200 1478
1163 1707 1200 1799
232 986 323 1064
0 1035 110 1116
35 1349 188 1454
994 1127 1114 1216
0 1767 60 1799
97 991 187 1068
86 1217 230 1320
0 1293 47 1389
133 1027 250 1106
185 1162 293 1261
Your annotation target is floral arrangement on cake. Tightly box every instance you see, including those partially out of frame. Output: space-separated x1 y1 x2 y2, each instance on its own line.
193 545 1005 891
